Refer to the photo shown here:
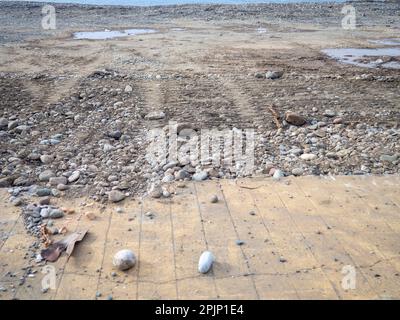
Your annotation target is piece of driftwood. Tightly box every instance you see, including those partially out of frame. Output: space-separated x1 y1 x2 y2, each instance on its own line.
41 229 88 262
268 105 282 129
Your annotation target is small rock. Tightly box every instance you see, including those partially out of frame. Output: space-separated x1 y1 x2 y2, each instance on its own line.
103 144 115 153
162 190 171 198
57 183 68 191
36 188 52 197
149 185 163 198
49 176 67 186
273 169 284 180
8 120 19 130
266 70 284 79
107 130 122 140
333 117 343 124
300 153 317 161
210 195 218 203
145 211 155 219
198 251 215 274
162 174 175 183
0 117 8 130
124 85 133 93
108 190 125 203
235 240 245 246
145 111 166 120
39 170 55 182
49 209 64 219
285 111 306 126
380 154 398 163
40 155 54 164
39 197 51 206
85 212 96 220
113 249 136 271
292 168 304 176
324 110 336 117
68 171 80 183
193 171 208 181
12 198 23 207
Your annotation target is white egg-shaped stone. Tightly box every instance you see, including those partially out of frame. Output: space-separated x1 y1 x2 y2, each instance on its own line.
198 251 215 274
113 249 136 271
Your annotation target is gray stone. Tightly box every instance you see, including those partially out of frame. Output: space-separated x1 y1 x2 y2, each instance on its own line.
108 190 125 203
380 154 398 163
300 153 317 161
266 70 284 79
40 155 54 164
175 169 189 180
273 169 284 180
49 176 68 186
57 184 68 191
0 118 8 130
145 111 166 120
68 171 80 183
210 195 218 203
38 170 55 182
162 174 175 183
292 168 304 176
113 249 136 271
193 171 208 181
40 208 50 218
324 110 336 117
36 188 51 197
7 120 19 130
49 209 64 219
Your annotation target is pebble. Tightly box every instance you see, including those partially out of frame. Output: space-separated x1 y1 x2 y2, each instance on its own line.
210 195 218 203
292 168 304 176
40 155 54 164
108 190 126 203
68 171 80 183
266 70 284 79
198 251 215 274
57 183 68 191
124 85 133 92
193 171 208 181
273 169 284 180
39 197 51 205
0 117 8 130
380 154 398 163
36 188 52 197
235 240 245 246
300 153 317 161
49 176 68 186
49 209 64 219
149 185 163 198
12 198 23 206
285 111 306 126
145 111 166 120
38 170 55 182
324 110 336 117
113 249 136 271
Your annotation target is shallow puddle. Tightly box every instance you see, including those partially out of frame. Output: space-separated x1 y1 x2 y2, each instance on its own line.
322 47 400 69
73 28 156 40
